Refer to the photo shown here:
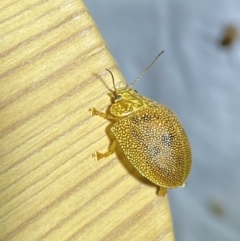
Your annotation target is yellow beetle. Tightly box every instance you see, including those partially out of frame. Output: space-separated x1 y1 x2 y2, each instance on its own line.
90 52 192 196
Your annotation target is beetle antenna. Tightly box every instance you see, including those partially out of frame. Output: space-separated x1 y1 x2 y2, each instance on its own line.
129 51 164 88
106 69 116 91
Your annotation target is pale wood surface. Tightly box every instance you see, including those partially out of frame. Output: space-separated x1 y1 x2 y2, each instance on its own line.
0 0 174 240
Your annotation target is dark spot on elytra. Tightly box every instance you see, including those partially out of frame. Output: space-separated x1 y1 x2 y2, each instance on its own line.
161 133 174 147
131 117 140 125
141 115 152 122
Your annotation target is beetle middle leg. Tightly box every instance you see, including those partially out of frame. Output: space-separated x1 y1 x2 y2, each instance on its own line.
93 140 117 160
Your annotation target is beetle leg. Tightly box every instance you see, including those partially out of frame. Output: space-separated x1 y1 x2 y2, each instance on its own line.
89 107 118 121
93 140 117 161
158 187 167 196
180 182 186 187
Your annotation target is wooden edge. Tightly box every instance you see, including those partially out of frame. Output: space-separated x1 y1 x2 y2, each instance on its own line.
0 0 174 240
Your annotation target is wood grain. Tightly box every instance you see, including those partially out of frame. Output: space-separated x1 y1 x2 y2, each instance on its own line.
0 0 174 240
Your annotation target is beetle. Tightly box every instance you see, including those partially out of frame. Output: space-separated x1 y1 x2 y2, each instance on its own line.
90 51 192 196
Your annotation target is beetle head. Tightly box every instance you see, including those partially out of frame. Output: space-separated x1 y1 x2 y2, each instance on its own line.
106 51 164 117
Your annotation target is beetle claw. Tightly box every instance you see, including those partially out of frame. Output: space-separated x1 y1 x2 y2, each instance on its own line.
92 151 103 161
89 107 96 115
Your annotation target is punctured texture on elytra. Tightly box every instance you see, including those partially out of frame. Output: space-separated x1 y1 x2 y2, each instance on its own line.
112 105 191 188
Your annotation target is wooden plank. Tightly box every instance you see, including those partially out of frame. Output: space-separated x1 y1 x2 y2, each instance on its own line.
0 0 174 240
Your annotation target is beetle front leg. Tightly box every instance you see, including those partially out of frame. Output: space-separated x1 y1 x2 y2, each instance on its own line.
93 140 117 160
89 107 118 121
